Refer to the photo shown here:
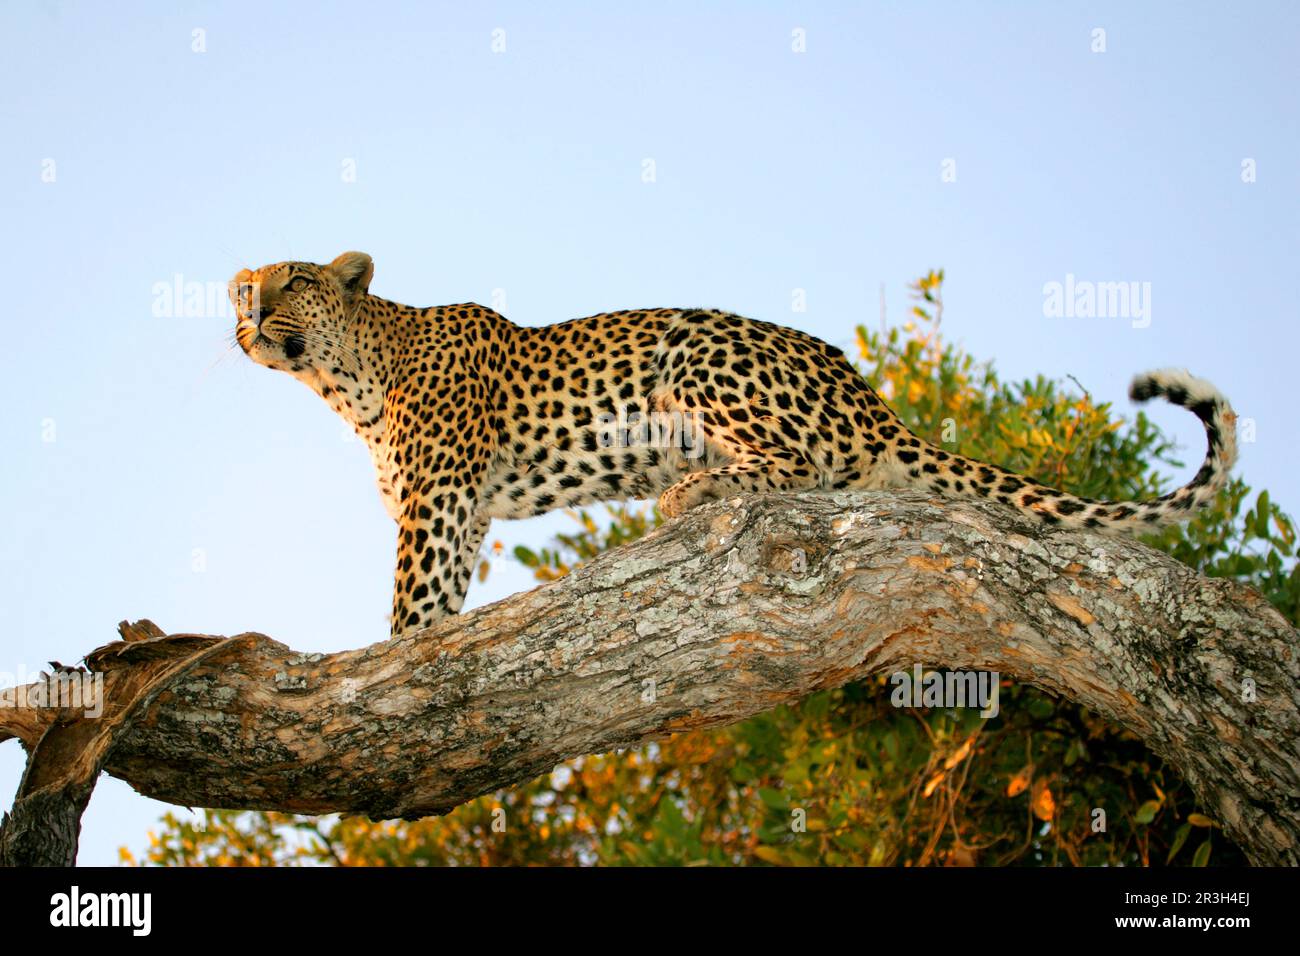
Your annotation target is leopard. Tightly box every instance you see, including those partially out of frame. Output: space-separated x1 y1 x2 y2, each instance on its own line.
231 252 1238 640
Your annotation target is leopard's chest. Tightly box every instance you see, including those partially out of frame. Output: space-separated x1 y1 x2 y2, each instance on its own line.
368 437 403 521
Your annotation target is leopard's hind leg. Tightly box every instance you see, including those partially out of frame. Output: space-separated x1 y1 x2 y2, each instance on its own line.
651 312 827 518
658 454 818 517
654 406 822 518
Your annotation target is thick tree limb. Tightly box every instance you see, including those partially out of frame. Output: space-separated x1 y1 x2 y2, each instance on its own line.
2 491 1298 864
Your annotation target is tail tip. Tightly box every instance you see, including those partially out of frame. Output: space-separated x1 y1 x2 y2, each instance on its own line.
1128 372 1160 404
1128 368 1225 410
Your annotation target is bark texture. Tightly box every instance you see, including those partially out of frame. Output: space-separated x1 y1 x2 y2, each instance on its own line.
2 491 1298 864
0 622 231 866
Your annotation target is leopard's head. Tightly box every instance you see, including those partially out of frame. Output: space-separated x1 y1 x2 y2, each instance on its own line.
230 251 373 375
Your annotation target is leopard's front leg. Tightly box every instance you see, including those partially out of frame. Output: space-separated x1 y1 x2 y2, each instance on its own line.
391 486 489 639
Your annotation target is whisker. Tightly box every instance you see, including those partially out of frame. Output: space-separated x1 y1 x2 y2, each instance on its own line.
191 333 251 392
257 323 365 375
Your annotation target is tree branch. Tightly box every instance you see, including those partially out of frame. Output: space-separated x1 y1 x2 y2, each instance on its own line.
2 491 1297 864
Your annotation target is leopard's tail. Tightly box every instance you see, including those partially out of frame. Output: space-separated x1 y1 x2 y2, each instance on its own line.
886 368 1237 534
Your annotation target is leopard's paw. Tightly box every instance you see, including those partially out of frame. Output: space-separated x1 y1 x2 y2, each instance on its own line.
657 487 687 519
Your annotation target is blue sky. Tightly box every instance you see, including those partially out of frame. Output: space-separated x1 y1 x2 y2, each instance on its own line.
1 1 1296 865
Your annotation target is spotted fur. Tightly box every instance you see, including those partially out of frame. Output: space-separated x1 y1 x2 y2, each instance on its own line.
232 253 1239 638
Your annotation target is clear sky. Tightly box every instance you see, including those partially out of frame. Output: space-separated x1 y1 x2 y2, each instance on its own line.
2 2 1296 865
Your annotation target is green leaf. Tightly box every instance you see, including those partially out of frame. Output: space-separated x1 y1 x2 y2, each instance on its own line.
1255 493 1272 538
1064 738 1086 766
1166 823 1191 863
1135 800 1161 824
1192 840 1212 867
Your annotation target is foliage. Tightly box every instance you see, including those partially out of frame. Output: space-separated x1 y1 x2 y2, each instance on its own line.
127 271 1292 867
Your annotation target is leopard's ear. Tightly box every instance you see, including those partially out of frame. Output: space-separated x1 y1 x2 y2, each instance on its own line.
326 251 374 308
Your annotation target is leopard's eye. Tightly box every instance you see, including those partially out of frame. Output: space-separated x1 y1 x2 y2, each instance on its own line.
288 277 313 294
